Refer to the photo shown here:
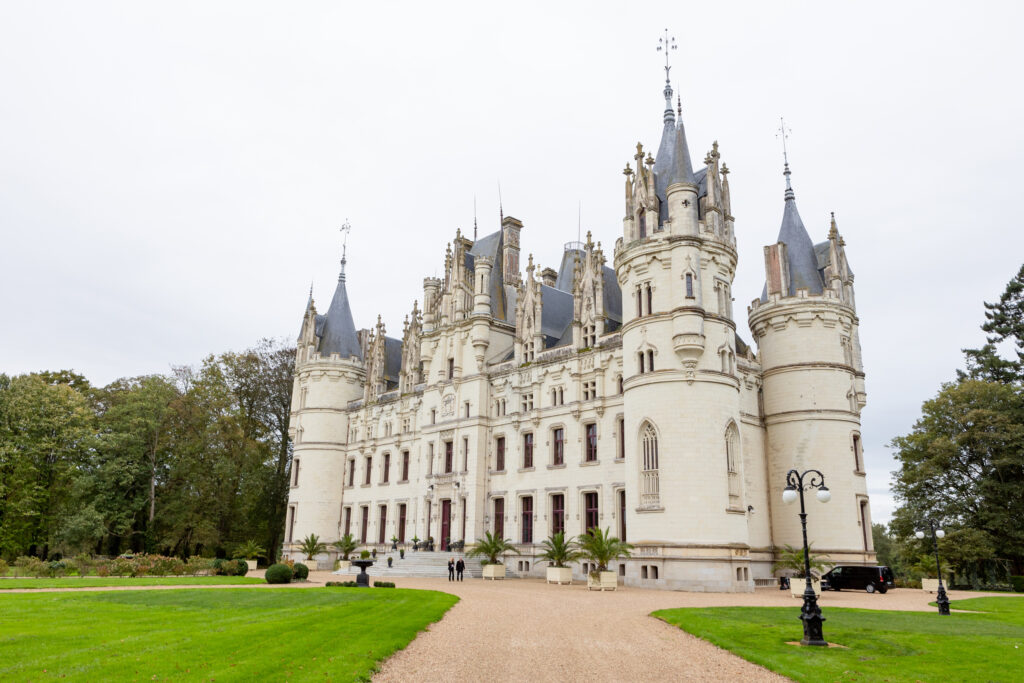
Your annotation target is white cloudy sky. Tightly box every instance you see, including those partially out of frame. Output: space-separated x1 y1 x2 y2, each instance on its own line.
2 1 1022 522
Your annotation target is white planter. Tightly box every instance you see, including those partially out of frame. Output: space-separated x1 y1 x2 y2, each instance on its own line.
336 560 352 572
922 578 942 593
546 567 573 585
482 564 506 580
588 571 618 591
790 579 821 598
245 560 257 572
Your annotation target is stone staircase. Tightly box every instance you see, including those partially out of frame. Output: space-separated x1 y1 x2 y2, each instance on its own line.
332 550 520 580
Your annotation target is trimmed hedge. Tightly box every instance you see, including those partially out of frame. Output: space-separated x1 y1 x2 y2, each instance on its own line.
325 581 359 587
265 563 293 584
1011 576 1024 593
293 563 309 580
373 581 396 588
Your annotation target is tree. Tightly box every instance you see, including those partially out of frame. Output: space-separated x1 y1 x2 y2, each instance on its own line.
234 539 266 561
871 523 902 574
961 263 1024 384
577 527 633 575
772 543 830 578
537 532 582 568
890 380 1024 574
298 533 327 561
332 534 358 561
467 531 519 565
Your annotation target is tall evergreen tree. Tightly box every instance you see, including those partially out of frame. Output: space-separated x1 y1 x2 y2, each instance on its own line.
961 263 1024 384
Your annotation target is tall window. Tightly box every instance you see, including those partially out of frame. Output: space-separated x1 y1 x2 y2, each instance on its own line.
382 453 390 483
523 433 534 468
444 440 453 473
617 417 625 460
348 460 355 487
378 505 388 544
521 496 533 544
428 443 434 475
647 349 654 371
852 433 863 471
618 490 627 542
494 498 504 538
462 436 469 471
638 352 645 374
685 273 694 298
292 459 300 486
343 507 351 537
646 284 653 314
552 428 564 465
552 494 565 535
287 505 296 543
364 456 372 485
431 409 436 424
726 423 741 507
401 451 410 481
495 436 505 471
860 500 871 551
638 208 646 238
640 422 660 507
585 423 598 462
636 287 643 317
359 506 368 543
398 504 407 543
584 492 599 532
447 358 454 379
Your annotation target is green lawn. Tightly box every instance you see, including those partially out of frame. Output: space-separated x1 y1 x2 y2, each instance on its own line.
0 587 458 681
654 596 1024 682
0 576 266 589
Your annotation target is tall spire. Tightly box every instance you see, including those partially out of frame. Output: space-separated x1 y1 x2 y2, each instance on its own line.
473 195 478 240
777 117 795 200
338 219 351 282
657 28 677 125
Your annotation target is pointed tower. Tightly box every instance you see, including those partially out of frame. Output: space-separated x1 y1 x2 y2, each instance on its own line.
614 36 752 591
748 163 873 566
286 233 367 561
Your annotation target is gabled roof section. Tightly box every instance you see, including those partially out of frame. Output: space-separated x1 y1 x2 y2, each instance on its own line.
384 337 402 382
540 285 573 343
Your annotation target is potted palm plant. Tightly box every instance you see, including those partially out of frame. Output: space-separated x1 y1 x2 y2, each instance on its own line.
298 533 328 570
579 527 632 591
234 540 265 572
538 532 581 585
773 544 828 597
468 531 519 580
390 535 399 551
332 534 358 572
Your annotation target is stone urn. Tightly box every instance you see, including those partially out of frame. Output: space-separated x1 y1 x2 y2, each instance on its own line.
352 559 374 587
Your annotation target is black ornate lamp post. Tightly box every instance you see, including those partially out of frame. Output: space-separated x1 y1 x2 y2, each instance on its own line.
782 468 831 646
915 520 950 615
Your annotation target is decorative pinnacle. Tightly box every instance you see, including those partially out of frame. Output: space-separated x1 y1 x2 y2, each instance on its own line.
657 29 677 124
777 118 795 200
339 219 351 281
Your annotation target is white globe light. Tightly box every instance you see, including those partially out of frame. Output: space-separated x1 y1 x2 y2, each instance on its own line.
915 531 925 539
816 488 831 503
936 529 945 539
782 488 798 504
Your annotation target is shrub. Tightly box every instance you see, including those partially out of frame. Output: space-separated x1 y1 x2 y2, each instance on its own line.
232 559 249 576
325 581 358 587
15 556 47 577
47 560 69 578
95 561 112 577
73 554 93 576
265 563 293 584
212 558 226 575
0 558 8 576
360 550 371 560
110 557 134 577
293 563 309 580
186 556 214 576
1011 576 1024 593
374 581 396 588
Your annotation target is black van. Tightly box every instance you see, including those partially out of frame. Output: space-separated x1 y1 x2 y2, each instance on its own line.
821 565 895 593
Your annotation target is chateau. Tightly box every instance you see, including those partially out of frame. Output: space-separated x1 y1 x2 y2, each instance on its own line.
283 70 873 591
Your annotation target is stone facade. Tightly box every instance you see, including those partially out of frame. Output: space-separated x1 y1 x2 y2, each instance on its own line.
283 78 874 591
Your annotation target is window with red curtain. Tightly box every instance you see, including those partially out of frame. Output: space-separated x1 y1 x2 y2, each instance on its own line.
553 428 564 465
552 494 564 535
585 424 598 461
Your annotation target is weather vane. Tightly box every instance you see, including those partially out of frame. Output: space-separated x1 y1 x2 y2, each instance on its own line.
656 28 677 81
339 219 351 279
777 117 792 166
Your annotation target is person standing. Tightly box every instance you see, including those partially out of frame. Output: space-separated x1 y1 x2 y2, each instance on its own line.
447 557 455 581
456 557 465 581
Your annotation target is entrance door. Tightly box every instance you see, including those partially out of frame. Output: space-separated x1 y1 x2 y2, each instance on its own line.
440 499 452 551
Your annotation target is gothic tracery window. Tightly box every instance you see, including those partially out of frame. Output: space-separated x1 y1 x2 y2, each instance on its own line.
725 423 742 508
640 422 660 508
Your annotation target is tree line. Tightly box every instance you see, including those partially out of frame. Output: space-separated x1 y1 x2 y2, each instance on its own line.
881 264 1024 588
0 339 294 563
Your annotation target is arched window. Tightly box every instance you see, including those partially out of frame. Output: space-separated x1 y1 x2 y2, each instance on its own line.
640 422 660 508
725 423 742 508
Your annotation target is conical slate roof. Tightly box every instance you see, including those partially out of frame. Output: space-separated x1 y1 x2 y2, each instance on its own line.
773 166 824 296
652 84 697 226
318 271 362 359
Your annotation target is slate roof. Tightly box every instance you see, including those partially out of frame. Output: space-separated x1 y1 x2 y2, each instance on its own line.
318 275 363 359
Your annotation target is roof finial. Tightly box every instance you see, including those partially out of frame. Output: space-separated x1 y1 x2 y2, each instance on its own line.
498 181 504 223
473 195 478 241
339 219 351 281
677 93 682 119
657 28 677 125
776 117 795 200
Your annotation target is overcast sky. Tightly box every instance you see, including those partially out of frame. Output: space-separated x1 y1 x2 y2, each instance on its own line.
2 1 1022 523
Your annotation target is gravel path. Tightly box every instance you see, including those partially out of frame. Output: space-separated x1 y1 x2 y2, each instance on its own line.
366 577 1015 683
